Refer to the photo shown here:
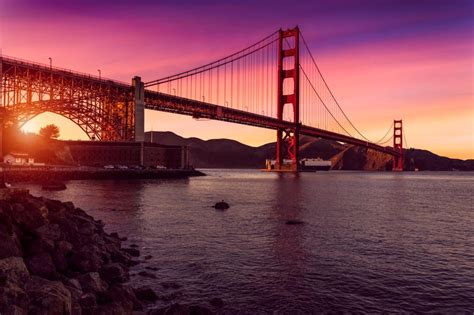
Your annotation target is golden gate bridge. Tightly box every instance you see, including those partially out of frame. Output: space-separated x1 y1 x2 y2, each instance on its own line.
0 27 404 171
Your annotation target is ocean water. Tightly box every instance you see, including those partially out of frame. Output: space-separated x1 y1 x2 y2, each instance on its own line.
20 170 474 313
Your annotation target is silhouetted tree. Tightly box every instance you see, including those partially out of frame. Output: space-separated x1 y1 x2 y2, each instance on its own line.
39 124 60 139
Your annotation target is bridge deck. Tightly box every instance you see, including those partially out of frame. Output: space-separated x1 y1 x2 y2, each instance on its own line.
144 90 399 156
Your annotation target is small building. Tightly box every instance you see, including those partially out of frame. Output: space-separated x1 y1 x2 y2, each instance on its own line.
3 152 35 165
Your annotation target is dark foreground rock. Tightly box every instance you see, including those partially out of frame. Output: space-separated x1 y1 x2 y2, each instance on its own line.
0 188 142 314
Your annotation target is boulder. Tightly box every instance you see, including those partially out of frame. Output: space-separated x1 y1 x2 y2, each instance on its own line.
97 284 141 312
0 230 22 259
0 257 30 285
122 247 140 257
77 272 108 294
79 293 97 313
23 237 55 256
25 276 72 315
24 253 57 279
35 224 62 241
99 263 129 284
68 245 104 272
10 203 47 231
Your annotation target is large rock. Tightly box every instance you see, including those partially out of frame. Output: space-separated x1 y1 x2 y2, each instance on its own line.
0 257 31 312
35 224 62 241
97 284 141 312
25 276 72 315
25 253 57 279
99 263 129 284
10 203 47 231
0 257 30 285
0 230 22 259
69 245 105 272
78 272 108 294
52 241 73 272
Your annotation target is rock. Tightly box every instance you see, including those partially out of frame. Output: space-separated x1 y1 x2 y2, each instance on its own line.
123 248 140 257
144 255 152 260
99 263 129 284
35 224 62 241
130 244 139 248
25 276 72 315
78 272 108 294
24 237 55 256
138 271 156 279
285 219 304 225
24 253 57 279
161 281 181 289
0 257 30 284
63 201 75 211
10 202 47 231
110 250 132 266
97 284 141 312
0 191 144 315
0 230 22 259
110 232 120 239
209 297 224 308
51 240 74 272
134 286 158 302
79 293 97 311
212 200 230 210
69 245 105 272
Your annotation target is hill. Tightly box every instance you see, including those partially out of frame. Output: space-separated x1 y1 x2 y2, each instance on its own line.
145 131 474 171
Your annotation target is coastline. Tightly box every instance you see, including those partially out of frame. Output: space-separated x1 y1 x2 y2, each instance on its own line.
0 188 217 314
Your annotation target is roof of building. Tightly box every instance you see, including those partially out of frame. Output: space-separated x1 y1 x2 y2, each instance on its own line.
5 152 30 157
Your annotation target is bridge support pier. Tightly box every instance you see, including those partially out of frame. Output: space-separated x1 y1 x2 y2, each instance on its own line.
275 27 300 171
133 76 145 142
393 119 403 171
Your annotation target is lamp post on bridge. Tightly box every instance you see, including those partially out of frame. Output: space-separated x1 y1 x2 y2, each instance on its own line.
97 69 101 80
48 57 52 70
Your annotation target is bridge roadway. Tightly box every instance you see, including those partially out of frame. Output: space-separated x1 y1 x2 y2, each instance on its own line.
144 90 399 157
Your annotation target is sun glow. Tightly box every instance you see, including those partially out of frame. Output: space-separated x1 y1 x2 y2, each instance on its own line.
19 112 89 140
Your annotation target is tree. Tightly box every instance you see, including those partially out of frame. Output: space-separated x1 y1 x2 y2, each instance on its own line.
39 124 60 139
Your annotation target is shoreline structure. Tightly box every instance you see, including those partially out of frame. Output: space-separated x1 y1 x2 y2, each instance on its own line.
1 167 205 183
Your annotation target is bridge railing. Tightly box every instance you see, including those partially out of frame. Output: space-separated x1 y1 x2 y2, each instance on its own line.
0 54 131 88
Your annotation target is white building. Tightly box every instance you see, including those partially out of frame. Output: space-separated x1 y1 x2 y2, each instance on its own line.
3 152 35 165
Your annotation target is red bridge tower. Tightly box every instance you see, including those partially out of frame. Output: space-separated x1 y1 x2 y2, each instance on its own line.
393 119 403 171
276 27 300 171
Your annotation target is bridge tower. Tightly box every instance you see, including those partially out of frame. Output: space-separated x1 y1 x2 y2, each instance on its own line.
276 27 300 171
393 119 403 171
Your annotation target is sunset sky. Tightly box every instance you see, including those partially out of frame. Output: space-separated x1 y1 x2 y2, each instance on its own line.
1 0 473 159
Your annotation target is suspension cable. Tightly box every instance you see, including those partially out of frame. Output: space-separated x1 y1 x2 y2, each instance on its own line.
300 29 377 143
145 31 279 87
299 64 352 136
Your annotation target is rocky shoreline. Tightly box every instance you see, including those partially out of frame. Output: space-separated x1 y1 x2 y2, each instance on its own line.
0 188 216 314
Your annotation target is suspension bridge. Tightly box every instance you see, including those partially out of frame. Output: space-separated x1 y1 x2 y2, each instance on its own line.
0 27 404 171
